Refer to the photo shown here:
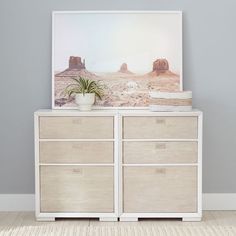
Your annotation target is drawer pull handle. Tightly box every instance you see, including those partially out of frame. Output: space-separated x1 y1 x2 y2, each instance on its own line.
72 144 82 149
73 168 82 174
155 143 166 149
155 118 166 124
72 119 82 124
155 168 166 174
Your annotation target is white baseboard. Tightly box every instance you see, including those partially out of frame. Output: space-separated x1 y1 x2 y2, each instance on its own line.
0 194 236 211
203 194 236 210
0 194 35 211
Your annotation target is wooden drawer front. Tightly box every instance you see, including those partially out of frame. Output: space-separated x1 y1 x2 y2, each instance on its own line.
123 166 197 213
123 116 198 139
123 142 197 164
40 166 114 212
39 116 113 139
40 141 113 164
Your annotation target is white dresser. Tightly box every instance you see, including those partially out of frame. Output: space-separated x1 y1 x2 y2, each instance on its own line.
34 109 202 222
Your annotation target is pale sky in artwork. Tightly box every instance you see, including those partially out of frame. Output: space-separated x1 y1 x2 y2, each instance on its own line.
54 12 182 74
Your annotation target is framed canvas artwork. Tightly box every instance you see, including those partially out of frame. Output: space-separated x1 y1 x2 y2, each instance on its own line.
52 11 182 109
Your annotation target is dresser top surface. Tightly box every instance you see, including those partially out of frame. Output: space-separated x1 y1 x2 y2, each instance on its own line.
35 109 202 116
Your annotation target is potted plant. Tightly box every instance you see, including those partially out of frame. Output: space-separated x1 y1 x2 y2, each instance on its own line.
65 76 104 111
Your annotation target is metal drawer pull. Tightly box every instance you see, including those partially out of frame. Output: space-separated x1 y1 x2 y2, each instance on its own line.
72 119 82 124
72 144 82 149
155 168 166 174
73 168 82 174
155 143 166 149
155 118 166 124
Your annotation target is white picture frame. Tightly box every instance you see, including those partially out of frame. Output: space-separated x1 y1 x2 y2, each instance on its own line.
52 11 183 109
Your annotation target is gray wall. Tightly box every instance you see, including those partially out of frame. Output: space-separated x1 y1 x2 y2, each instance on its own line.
0 0 235 194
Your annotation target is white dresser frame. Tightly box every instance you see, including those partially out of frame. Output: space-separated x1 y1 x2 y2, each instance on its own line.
118 110 202 222
34 109 202 222
34 110 119 221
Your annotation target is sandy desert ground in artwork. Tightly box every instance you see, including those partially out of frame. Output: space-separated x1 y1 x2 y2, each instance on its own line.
54 57 180 108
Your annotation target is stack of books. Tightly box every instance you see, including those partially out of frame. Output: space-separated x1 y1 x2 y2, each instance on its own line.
149 91 192 111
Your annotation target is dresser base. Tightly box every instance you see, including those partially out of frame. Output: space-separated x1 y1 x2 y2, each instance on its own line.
119 217 138 222
120 216 202 222
99 217 118 222
36 217 55 222
35 216 201 222
182 217 201 222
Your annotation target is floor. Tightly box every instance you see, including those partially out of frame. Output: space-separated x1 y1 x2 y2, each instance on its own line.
0 211 236 235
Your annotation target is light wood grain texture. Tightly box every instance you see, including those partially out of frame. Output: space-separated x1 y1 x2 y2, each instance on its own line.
123 116 198 139
123 166 197 213
39 116 113 139
123 141 198 164
40 166 114 213
40 141 113 164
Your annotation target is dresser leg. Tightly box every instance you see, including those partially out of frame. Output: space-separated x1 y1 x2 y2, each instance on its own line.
119 217 138 222
99 217 118 222
36 217 55 222
182 217 201 222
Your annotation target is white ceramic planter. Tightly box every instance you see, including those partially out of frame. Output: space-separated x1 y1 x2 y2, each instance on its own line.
75 93 95 111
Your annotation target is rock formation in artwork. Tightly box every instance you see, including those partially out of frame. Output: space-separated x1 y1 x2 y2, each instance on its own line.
153 59 169 72
118 63 133 74
68 56 85 70
148 58 177 77
55 56 97 79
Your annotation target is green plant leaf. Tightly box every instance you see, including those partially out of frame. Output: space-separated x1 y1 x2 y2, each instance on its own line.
63 76 105 100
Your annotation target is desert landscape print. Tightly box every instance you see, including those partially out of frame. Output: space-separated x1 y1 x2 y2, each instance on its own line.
53 12 182 108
